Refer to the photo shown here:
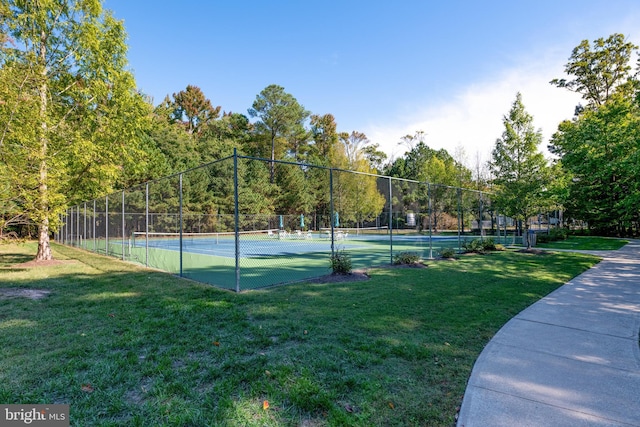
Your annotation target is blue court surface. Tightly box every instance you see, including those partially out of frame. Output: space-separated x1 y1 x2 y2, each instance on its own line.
131 231 459 259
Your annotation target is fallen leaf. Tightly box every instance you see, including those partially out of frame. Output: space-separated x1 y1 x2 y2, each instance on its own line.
388 402 395 409
263 400 269 410
81 384 94 393
108 313 115 318
265 370 272 377
212 341 220 346
303 330 308 335
344 404 354 413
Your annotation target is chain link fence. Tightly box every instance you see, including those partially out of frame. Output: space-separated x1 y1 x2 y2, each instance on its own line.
56 151 520 291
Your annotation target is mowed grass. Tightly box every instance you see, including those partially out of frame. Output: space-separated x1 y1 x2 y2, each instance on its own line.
0 242 601 426
536 235 628 250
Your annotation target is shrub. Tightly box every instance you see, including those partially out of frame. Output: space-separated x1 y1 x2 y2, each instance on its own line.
462 237 499 254
393 251 421 265
330 250 352 274
440 247 457 259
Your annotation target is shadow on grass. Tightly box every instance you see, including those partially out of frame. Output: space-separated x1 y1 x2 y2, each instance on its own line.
0 252 34 267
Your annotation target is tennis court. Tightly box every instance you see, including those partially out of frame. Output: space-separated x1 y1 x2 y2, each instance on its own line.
58 152 511 291
112 228 464 290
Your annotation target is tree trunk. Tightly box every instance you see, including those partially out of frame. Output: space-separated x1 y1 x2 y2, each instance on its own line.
35 28 53 261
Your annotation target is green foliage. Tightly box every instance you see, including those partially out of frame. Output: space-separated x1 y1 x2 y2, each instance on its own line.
462 237 500 254
393 251 421 265
490 93 551 247
550 33 637 107
330 249 352 274
549 33 640 237
439 247 457 258
537 228 569 243
550 94 640 236
0 0 150 259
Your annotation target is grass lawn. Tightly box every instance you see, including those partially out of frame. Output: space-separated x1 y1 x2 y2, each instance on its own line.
536 235 628 250
0 242 601 426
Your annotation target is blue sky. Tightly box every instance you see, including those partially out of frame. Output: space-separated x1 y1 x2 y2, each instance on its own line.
104 0 640 164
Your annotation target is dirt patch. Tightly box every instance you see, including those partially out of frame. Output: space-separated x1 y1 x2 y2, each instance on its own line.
516 248 548 255
308 262 430 284
0 288 51 300
307 270 371 284
11 259 72 268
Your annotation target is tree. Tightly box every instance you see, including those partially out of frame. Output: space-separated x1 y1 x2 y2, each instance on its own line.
489 93 550 247
550 34 638 107
171 85 221 135
0 0 150 260
248 84 309 182
549 94 640 235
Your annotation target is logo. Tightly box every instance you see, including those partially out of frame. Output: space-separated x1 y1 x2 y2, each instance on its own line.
0 405 69 427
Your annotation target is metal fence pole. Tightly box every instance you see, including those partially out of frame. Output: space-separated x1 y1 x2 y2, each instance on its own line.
428 183 433 259
145 182 149 267
121 190 125 261
105 195 109 256
179 173 183 277
388 177 393 264
234 149 240 292
83 202 87 250
329 168 335 258
93 199 96 251
457 188 462 251
76 205 79 247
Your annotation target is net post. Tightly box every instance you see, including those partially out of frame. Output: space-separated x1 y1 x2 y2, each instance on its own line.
179 173 183 277
234 149 240 292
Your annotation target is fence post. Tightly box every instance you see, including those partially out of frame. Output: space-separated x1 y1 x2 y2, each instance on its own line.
105 195 109 256
234 149 240 292
145 182 149 267
121 190 125 261
179 173 183 277
388 177 393 264
457 188 462 252
479 192 484 238
83 202 87 250
329 168 335 258
428 183 433 259
76 205 79 247
93 200 96 251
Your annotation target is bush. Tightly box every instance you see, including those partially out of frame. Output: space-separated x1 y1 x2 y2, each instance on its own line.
439 247 457 259
462 237 499 254
537 228 569 244
330 250 352 274
393 251 421 265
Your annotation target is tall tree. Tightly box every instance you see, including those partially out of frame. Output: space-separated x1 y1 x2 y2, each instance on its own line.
171 85 221 135
550 34 637 107
490 93 550 247
0 0 149 260
549 94 640 235
248 84 309 182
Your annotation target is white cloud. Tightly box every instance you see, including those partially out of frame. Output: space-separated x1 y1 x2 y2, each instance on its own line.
364 56 583 167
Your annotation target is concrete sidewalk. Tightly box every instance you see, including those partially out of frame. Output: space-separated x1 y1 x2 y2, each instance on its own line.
457 241 640 426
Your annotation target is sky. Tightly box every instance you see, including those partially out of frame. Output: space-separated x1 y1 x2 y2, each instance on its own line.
104 0 640 166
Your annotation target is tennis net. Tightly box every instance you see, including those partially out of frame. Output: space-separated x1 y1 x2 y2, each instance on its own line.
132 229 281 247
